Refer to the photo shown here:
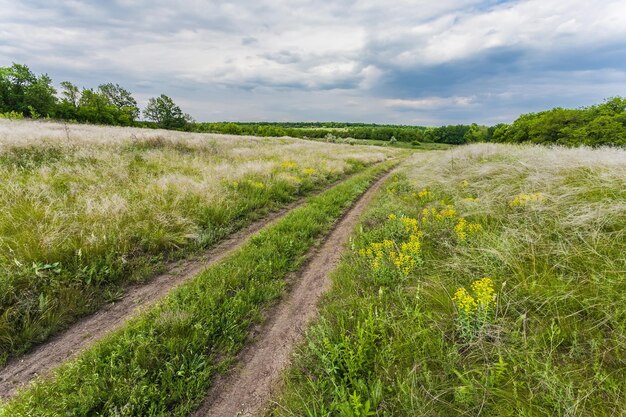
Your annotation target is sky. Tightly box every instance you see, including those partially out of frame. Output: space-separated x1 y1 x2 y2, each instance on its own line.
1 0 626 125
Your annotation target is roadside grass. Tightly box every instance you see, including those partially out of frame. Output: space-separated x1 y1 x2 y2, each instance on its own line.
0 120 398 363
0 160 397 416
273 143 626 416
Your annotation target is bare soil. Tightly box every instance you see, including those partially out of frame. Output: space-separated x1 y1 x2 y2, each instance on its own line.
0 190 326 399
192 170 392 417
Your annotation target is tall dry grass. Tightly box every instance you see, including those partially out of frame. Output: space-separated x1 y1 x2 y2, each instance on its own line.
275 143 626 416
0 119 398 362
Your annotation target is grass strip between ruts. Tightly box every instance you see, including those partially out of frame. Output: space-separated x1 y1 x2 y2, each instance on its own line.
0 159 397 417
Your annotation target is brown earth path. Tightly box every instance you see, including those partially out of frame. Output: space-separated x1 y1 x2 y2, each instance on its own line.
192 169 393 417
0 173 366 399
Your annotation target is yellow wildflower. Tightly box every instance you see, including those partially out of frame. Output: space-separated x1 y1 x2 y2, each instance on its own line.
510 192 544 207
281 160 298 170
400 217 419 233
388 213 397 221
453 277 497 340
455 218 468 241
437 206 457 220
417 189 432 199
302 168 316 176
455 218 482 241
249 180 265 189
471 277 496 307
452 287 476 315
400 234 421 258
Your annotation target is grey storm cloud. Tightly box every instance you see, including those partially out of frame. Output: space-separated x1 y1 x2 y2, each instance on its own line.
1 0 626 124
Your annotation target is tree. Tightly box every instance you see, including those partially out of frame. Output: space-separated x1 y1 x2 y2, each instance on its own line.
143 94 191 129
464 123 488 142
78 88 116 124
55 81 81 120
60 81 81 107
98 83 140 122
0 63 56 117
23 74 57 117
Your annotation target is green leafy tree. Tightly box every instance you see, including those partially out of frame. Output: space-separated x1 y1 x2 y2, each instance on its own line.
0 63 56 117
24 74 57 117
77 88 117 124
464 123 489 142
143 94 192 129
60 81 80 107
56 81 81 120
98 83 140 122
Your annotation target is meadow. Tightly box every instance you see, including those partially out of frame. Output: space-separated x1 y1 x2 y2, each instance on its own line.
0 159 396 416
1 120 624 416
0 120 397 363
274 143 626 416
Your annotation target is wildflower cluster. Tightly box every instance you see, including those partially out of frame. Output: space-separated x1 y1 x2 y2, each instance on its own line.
421 205 457 224
281 160 298 170
249 180 266 189
230 179 267 190
302 168 316 176
414 188 432 199
510 192 544 207
454 218 483 241
359 214 423 282
452 277 497 340
400 217 419 234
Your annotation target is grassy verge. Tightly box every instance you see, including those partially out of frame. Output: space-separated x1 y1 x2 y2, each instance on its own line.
0 130 394 363
0 160 396 416
273 144 626 416
299 136 452 150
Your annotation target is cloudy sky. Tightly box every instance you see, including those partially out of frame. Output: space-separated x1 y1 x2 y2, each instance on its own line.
2 0 626 125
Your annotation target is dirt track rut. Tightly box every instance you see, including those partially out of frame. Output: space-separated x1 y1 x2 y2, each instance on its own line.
0 183 341 399
192 170 392 417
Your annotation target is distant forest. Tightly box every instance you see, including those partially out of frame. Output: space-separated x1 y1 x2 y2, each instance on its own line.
1 63 624 147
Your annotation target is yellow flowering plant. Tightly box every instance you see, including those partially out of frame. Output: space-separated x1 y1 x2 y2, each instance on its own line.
510 192 544 207
454 218 482 242
420 205 457 225
280 160 298 170
358 213 424 283
414 188 432 199
452 277 497 340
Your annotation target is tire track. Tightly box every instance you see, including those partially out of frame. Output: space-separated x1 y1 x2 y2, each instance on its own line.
0 172 369 399
192 169 393 417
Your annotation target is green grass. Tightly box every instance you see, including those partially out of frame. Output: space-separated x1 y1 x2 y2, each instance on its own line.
351 139 451 150
0 127 397 363
301 136 452 150
0 160 397 417
273 144 626 416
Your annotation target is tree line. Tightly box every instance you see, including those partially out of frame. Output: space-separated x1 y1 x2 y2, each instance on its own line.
2 63 624 147
489 97 626 146
0 63 192 129
192 122 497 145
196 100 626 147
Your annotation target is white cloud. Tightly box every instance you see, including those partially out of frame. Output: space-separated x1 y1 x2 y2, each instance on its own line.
384 96 475 109
1 0 625 123
374 0 626 67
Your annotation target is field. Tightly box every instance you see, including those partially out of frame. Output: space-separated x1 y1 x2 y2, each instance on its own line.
274 144 626 416
0 120 399 364
0 121 624 417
